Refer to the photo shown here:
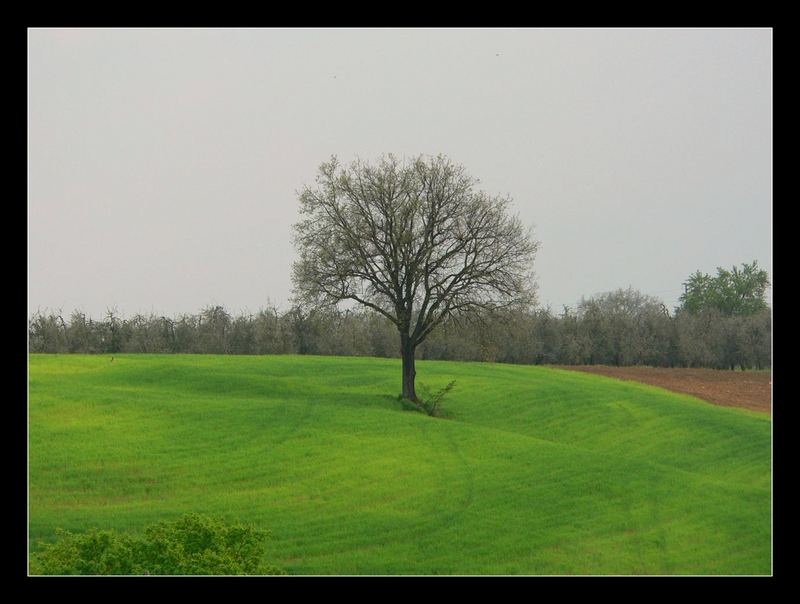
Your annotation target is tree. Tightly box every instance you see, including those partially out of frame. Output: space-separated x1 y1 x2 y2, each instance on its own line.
678 260 770 316
291 154 538 407
577 288 669 366
30 513 285 575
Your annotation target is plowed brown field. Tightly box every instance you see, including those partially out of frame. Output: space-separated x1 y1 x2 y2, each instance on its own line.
550 365 772 415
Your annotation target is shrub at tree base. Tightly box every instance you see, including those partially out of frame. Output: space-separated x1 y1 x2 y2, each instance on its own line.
417 380 457 417
30 513 286 575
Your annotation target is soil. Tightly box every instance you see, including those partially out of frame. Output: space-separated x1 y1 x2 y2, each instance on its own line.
549 365 772 416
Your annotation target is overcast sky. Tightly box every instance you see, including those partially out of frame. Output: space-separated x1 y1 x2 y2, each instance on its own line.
28 28 772 319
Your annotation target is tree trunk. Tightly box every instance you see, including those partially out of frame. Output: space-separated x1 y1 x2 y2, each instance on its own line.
401 338 418 402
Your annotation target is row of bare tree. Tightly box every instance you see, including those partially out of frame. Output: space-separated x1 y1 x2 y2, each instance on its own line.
420 289 770 370
28 289 770 370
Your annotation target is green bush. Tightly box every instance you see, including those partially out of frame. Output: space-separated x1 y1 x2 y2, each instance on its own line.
417 380 457 417
30 513 286 575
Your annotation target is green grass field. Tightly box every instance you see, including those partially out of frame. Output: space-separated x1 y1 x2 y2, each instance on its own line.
28 354 771 575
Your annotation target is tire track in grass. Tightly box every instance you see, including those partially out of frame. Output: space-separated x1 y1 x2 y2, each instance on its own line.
365 415 446 555
438 422 475 526
260 389 316 449
615 486 666 575
415 415 475 548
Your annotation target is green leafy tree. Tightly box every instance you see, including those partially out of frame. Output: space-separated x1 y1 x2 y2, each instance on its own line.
679 260 770 316
30 513 285 576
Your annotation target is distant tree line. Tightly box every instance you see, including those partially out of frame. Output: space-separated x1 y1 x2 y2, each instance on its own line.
29 283 771 371
422 285 770 370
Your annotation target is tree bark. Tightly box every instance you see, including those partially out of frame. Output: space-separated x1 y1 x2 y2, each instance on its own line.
401 338 418 403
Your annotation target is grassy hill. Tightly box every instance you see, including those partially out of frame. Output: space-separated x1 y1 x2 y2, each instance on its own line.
28 354 771 575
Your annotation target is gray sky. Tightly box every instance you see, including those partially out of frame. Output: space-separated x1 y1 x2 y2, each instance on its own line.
28 28 772 319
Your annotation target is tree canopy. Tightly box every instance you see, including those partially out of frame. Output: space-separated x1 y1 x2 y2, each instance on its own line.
678 260 770 316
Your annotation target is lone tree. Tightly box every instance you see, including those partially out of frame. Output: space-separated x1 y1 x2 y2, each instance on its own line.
291 154 539 408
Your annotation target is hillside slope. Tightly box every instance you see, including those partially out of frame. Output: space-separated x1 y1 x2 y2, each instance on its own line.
28 354 771 575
